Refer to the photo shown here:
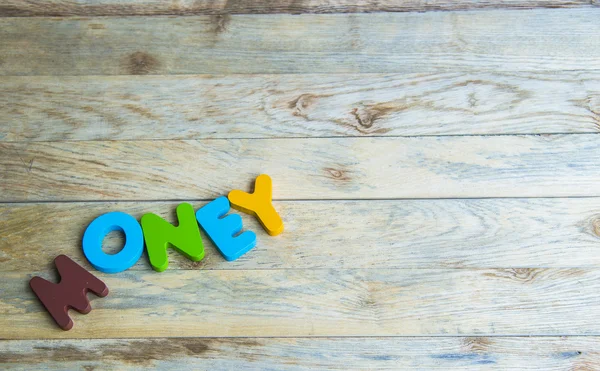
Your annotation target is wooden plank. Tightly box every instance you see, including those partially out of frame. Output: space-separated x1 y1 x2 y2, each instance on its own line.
3 72 600 141
2 268 600 339
2 198 600 272
1 337 598 370
1 9 599 75
1 0 594 16
1 135 600 201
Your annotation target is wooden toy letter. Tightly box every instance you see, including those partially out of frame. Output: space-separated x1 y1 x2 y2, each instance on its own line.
141 203 205 272
196 196 257 261
82 211 144 274
29 255 109 331
228 174 284 236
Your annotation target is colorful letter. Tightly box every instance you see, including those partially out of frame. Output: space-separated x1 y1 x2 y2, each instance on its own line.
30 255 109 331
141 203 204 272
196 196 257 261
228 174 284 236
82 211 144 273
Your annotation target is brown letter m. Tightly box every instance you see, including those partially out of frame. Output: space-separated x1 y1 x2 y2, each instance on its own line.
30 255 109 330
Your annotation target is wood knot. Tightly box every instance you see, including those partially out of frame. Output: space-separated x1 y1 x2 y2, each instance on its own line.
590 216 600 238
462 337 492 353
288 94 316 118
323 167 351 181
210 14 231 34
322 167 355 184
484 268 542 283
325 167 345 179
358 296 377 308
509 268 539 281
348 104 394 134
351 107 374 129
124 51 160 75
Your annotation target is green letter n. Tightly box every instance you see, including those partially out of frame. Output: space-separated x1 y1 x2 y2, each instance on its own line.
141 203 204 272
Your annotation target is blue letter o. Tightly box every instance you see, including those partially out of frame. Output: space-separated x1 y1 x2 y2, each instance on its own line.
82 212 144 273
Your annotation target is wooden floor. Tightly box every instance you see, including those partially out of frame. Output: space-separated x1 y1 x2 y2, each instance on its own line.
1 1 600 369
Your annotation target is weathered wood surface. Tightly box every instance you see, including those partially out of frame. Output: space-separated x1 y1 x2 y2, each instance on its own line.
1 0 595 16
2 268 600 339
1 135 600 201
1 337 598 370
1 5 599 369
3 72 600 141
2 198 600 272
2 10 599 76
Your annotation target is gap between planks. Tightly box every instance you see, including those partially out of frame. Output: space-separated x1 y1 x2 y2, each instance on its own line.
1 0 597 16
7 194 600 203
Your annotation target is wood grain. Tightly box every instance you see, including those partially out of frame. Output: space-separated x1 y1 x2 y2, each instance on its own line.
2 268 600 339
1 9 599 75
1 135 600 201
3 198 600 272
2 72 600 141
1 0 595 16
1 337 598 370
2 2 599 368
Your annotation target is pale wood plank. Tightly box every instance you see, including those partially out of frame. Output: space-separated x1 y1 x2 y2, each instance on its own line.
2 198 600 272
1 135 600 201
2 72 600 141
2 268 599 338
1 0 594 16
1 337 598 370
1 10 599 75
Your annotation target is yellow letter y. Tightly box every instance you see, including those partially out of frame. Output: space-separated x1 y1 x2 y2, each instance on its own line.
228 174 284 236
